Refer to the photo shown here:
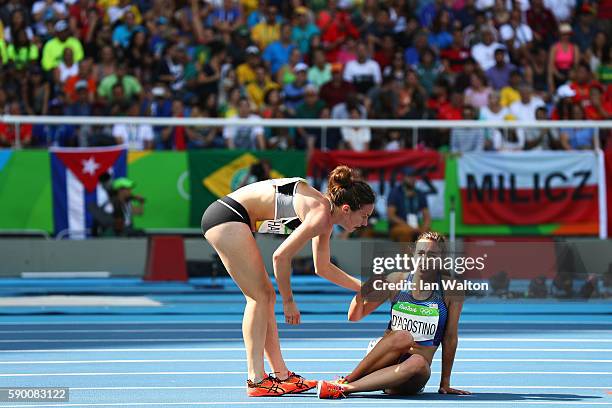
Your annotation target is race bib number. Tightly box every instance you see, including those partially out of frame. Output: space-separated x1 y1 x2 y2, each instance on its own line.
256 220 293 235
390 302 439 342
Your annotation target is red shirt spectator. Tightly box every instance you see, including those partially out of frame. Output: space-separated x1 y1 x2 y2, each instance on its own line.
526 0 558 44
319 63 356 108
0 123 33 147
317 8 359 61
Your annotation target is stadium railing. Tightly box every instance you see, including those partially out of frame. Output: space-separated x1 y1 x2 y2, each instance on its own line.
1 115 611 150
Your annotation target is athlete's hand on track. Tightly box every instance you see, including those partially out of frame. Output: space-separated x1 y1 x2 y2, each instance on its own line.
283 300 301 325
438 386 471 395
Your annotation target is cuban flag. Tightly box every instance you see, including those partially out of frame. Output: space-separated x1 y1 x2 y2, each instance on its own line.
50 146 127 238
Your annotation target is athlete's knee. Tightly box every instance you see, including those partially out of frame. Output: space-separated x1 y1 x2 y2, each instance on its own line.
399 354 429 376
247 285 276 306
388 330 414 352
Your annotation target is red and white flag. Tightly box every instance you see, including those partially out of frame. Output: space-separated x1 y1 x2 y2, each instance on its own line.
458 151 605 234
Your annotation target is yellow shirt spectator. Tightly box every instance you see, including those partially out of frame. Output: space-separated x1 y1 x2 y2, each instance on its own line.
237 63 256 85
251 21 280 50
500 86 520 107
246 79 279 109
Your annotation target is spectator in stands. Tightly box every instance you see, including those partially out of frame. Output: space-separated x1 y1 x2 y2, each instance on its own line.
524 106 562 150
404 31 428 66
237 45 261 86
464 72 492 109
440 29 471 75
415 47 443 96
307 48 331 88
343 41 382 95
526 0 558 47
110 177 145 237
386 167 431 242
499 8 533 61
584 86 612 120
527 48 550 97
6 28 38 70
34 98 78 147
263 23 295 77
332 93 367 120
184 105 222 149
395 69 427 119
295 84 325 150
427 9 453 51
509 83 545 121
99 60 139 100
112 102 154 150
528 276 549 298
580 274 601 299
471 27 505 71
283 62 309 114
251 4 280 50
112 11 141 49
292 6 319 55
246 65 280 110
159 99 188 150
317 0 359 61
548 23 580 91
223 97 265 150
490 270 510 298
570 62 598 104
500 69 522 107
64 58 96 103
573 6 598 53
156 42 187 93
560 104 595 150
450 105 486 152
54 47 79 85
41 20 84 71
31 0 68 38
341 106 371 152
319 63 355 108
552 272 573 298
21 66 50 115
0 102 32 147
486 48 515 91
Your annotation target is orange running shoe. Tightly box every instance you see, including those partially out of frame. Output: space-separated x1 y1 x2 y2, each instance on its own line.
281 371 318 393
317 380 347 399
246 375 296 397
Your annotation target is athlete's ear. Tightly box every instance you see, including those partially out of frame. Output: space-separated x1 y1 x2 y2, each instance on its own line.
341 204 351 214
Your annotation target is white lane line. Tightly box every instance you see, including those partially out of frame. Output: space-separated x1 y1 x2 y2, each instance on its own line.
0 319 609 325
1 400 611 407
1 347 610 353
1 323 609 332
2 337 612 343
0 371 610 377
67 385 612 390
0 358 611 364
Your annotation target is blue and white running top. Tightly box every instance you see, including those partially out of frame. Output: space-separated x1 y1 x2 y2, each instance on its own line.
387 272 448 347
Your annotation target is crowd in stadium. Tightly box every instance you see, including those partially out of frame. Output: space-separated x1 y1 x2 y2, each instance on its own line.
0 0 610 150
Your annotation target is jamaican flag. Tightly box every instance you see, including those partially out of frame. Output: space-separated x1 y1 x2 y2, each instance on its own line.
188 150 306 227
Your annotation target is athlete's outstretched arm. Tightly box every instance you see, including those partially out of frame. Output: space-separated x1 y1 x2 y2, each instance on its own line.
439 298 471 395
273 206 329 325
312 230 361 292
348 272 403 321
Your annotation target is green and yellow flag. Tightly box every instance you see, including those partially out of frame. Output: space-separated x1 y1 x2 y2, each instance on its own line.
188 150 306 227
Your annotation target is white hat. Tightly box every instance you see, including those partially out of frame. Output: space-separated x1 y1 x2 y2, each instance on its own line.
556 84 576 99
152 86 166 97
294 62 308 72
54 20 68 32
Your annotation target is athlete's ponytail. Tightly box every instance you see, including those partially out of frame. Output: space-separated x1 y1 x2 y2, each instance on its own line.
327 166 375 211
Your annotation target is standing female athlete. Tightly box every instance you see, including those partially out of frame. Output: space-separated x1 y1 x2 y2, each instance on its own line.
201 166 375 396
317 231 471 398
